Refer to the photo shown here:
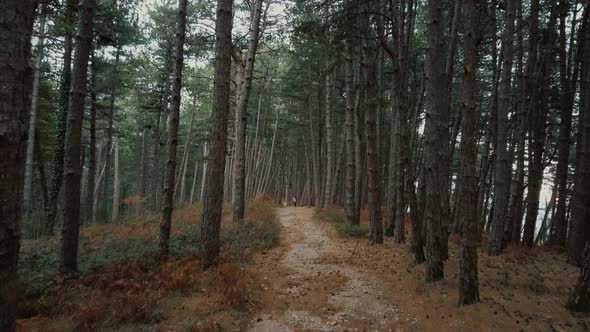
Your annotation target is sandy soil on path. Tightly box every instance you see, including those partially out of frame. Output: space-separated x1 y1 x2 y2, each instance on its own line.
247 207 399 332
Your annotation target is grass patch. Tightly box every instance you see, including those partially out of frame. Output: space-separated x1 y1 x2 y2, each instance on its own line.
335 223 369 238
315 207 368 238
314 206 345 224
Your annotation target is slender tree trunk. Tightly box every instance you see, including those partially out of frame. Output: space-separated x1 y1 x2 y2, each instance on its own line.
568 7 590 266
159 0 188 260
46 0 77 235
139 124 148 202
489 0 516 256
200 142 208 202
0 0 34 328
23 3 48 217
552 0 581 246
508 0 526 244
232 0 264 223
359 1 383 245
324 69 334 208
152 47 174 211
354 74 365 220
344 12 357 226
111 142 120 222
201 0 234 269
522 3 558 247
101 47 121 223
190 157 199 203
309 93 320 206
35 130 49 222
423 0 447 281
176 98 196 204
60 0 96 274
85 53 97 224
458 0 481 305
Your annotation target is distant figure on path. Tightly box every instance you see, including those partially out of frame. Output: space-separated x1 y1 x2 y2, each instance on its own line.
292 197 297 207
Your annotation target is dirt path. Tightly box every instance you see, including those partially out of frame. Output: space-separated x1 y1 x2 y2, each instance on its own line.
248 207 399 331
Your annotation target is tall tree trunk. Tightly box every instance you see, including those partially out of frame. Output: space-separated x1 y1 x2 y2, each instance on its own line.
423 0 447 281
175 97 196 204
522 2 558 247
111 142 120 222
232 0 264 223
568 7 590 266
359 1 383 245
344 3 357 226
440 0 462 258
35 130 49 227
152 47 174 211
46 0 78 235
354 74 365 220
190 157 199 204
458 0 481 306
200 142 208 202
201 0 234 269
508 0 526 244
309 93 320 206
59 0 96 274
552 0 581 246
0 0 34 329
489 0 516 256
23 3 48 218
324 69 334 208
139 124 148 202
159 0 188 260
101 46 121 223
85 53 97 224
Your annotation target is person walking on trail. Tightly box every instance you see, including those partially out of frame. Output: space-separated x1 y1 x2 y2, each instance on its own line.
292 197 297 207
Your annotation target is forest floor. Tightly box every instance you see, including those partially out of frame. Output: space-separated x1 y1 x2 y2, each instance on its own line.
15 204 590 331
246 206 590 332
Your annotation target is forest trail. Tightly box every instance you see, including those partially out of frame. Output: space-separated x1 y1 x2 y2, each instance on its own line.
248 207 399 331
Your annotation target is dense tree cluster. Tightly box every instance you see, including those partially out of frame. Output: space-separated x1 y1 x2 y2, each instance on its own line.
2 0 590 329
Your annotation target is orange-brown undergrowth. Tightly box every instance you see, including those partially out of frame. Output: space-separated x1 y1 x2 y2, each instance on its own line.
17 195 277 331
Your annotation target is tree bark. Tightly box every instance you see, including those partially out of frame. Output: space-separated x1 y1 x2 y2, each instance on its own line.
46 0 78 235
489 0 516 255
201 0 234 269
0 0 34 329
568 7 590 266
458 0 481 306
344 1 357 226
159 0 188 260
59 0 96 274
23 3 48 218
522 2 558 247
101 46 121 223
359 0 383 245
233 0 264 223
423 0 447 281
200 142 208 202
85 53 97 224
111 142 120 222
324 69 334 208
508 0 526 244
552 0 581 247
